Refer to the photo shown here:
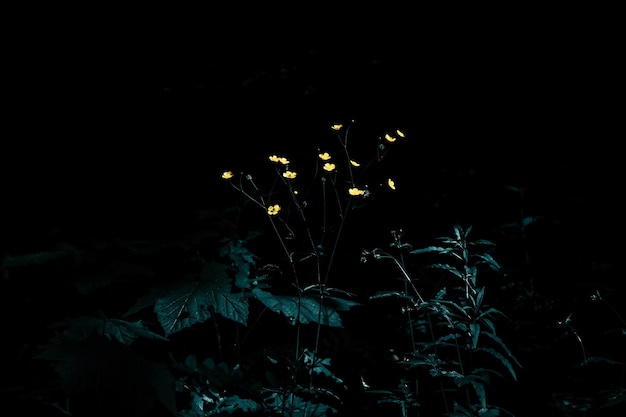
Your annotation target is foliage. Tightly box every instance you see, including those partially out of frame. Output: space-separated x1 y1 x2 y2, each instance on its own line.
2 121 624 416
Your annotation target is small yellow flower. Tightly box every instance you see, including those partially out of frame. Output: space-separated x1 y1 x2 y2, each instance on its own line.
267 204 281 216
396 129 405 138
330 124 343 131
384 133 397 143
318 152 331 161
350 160 361 167
323 162 336 172
269 155 290 165
283 170 297 179
221 171 234 180
388 178 396 190
348 187 366 196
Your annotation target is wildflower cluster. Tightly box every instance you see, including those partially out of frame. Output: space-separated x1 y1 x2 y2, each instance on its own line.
220 122 406 221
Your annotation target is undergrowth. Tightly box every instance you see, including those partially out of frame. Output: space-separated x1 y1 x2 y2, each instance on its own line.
2 121 624 416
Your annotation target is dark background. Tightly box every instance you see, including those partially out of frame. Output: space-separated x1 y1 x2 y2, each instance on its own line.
5 13 622 246
2 7 624 416
4 9 622 249
2 8 623 266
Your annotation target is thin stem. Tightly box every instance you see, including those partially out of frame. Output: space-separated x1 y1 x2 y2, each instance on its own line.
377 252 425 304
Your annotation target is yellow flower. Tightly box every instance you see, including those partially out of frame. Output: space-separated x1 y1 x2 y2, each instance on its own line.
384 133 397 143
330 124 343 131
350 160 361 167
348 187 366 196
267 204 281 216
283 170 297 179
396 129 405 138
388 178 396 190
269 155 290 165
318 152 331 161
323 162 336 172
221 171 234 180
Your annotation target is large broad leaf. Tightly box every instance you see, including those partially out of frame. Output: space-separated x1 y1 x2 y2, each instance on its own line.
199 261 250 326
154 262 249 337
251 288 350 327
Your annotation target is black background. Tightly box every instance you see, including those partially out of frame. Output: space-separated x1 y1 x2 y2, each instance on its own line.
4 8 622 247
2 6 624 416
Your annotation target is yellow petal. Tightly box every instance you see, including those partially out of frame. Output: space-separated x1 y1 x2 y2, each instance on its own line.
318 152 331 160
283 171 297 179
269 155 290 164
350 160 360 167
396 129 405 138
348 187 365 196
331 124 343 131
221 171 234 180
323 163 336 172
388 178 396 190
267 204 281 215
384 133 397 143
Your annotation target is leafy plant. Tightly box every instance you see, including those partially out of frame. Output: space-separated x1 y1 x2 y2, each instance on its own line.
7 120 622 417
362 225 520 416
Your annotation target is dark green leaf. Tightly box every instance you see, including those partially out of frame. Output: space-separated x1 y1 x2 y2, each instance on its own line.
251 288 345 327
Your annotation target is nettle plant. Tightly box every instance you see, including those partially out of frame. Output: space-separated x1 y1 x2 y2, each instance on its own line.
362 225 521 416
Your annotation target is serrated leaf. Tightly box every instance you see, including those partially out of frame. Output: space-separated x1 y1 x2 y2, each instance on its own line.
470 380 487 409
251 288 345 327
474 253 501 271
476 346 518 381
409 246 447 255
155 280 215 337
155 270 249 337
200 262 249 326
125 262 249 337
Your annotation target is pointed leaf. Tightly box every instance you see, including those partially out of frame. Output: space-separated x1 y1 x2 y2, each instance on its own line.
251 288 344 327
199 262 249 326
155 280 214 337
409 246 447 255
476 346 518 381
